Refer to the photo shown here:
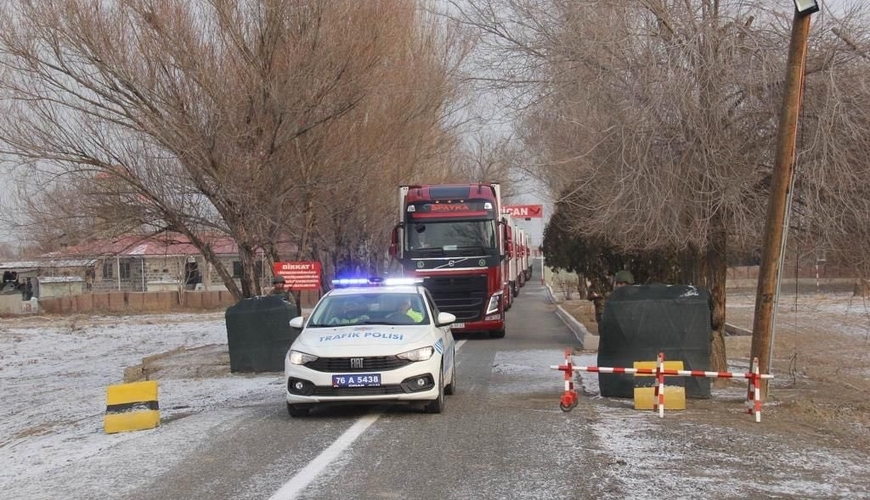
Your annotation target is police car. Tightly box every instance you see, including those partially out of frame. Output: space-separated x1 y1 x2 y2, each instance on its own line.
284 277 457 417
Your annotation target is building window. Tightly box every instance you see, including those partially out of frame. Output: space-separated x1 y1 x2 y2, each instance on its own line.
120 261 131 280
102 261 113 280
232 261 242 278
232 261 264 278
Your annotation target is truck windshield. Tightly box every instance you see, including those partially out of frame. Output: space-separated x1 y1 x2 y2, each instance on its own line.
405 220 496 251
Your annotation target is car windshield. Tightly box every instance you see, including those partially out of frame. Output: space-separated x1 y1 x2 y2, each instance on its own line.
306 292 429 327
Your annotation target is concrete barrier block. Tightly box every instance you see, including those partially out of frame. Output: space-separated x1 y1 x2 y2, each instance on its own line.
59 296 73 313
125 292 145 312
157 291 178 311
203 291 220 309
76 294 94 313
108 292 126 312
184 291 203 309
40 297 62 314
219 290 236 306
93 293 110 311
143 292 161 312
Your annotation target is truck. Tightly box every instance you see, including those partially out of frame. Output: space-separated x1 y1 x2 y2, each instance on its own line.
503 212 524 300
391 183 508 338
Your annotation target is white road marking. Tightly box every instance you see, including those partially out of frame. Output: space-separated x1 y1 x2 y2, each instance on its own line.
269 414 380 500
270 339 466 499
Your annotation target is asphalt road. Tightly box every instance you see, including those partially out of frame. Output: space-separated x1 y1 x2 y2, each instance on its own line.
120 280 622 500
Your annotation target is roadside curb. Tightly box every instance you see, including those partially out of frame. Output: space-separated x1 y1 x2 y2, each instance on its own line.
546 284 594 350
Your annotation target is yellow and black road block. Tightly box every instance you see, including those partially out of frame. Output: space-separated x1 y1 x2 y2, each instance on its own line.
104 380 160 434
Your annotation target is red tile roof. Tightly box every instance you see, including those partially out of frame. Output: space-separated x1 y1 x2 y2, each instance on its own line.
45 233 294 258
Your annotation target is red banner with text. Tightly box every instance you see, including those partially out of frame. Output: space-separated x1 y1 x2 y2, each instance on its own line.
273 261 322 291
503 204 544 219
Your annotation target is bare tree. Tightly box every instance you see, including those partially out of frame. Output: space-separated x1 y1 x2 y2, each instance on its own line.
454 0 870 371
0 0 468 298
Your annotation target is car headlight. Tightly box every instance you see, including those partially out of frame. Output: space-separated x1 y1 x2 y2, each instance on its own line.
486 292 503 314
397 346 434 362
288 350 318 365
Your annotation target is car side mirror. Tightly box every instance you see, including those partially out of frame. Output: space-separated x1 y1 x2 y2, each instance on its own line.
435 312 456 327
289 316 305 329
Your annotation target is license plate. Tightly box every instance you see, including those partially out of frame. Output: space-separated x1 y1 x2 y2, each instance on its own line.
332 374 381 388
451 322 465 329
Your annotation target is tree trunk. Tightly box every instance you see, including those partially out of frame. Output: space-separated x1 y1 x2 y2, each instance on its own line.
237 243 260 298
706 216 728 373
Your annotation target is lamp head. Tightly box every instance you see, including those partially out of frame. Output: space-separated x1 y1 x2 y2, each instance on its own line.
793 0 820 15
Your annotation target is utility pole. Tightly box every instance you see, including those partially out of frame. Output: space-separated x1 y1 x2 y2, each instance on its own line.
750 2 817 400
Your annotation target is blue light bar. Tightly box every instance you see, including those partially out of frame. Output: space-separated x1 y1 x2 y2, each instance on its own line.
331 278 370 286
331 276 425 288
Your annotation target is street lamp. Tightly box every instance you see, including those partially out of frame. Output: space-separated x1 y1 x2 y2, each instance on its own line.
793 0 820 15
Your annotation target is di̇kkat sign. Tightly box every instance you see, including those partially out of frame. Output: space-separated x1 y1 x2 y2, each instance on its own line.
273 261 322 290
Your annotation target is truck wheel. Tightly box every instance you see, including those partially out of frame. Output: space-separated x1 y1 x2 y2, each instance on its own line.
489 329 506 339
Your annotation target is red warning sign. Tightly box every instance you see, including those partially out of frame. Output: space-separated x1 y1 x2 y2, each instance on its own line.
273 261 322 290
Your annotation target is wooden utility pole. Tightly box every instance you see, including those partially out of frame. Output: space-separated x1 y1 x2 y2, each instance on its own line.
750 9 813 399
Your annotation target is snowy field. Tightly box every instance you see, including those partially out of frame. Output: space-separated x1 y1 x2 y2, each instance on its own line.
0 312 283 496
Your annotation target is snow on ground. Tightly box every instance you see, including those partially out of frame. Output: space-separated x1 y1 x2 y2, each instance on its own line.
0 312 283 494
573 344 870 498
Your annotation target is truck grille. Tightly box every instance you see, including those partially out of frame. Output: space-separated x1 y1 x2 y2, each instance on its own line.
306 356 411 373
423 275 488 322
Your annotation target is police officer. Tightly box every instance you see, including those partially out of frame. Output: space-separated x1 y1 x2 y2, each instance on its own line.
329 300 370 325
397 298 423 323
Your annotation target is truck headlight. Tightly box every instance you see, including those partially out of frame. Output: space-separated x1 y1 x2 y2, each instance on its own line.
288 350 318 365
397 346 434 362
486 292 502 314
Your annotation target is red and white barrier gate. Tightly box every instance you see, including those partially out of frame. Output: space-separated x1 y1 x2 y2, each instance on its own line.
551 350 774 423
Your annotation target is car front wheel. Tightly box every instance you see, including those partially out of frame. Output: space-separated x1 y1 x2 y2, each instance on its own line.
445 353 456 395
425 365 446 414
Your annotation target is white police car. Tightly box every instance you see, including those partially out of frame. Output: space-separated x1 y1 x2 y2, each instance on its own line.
284 277 457 417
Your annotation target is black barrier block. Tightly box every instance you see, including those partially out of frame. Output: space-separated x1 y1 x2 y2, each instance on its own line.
597 283 713 399
225 295 299 373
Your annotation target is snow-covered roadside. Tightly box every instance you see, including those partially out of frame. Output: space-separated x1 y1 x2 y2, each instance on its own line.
573 350 870 497
0 312 283 494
